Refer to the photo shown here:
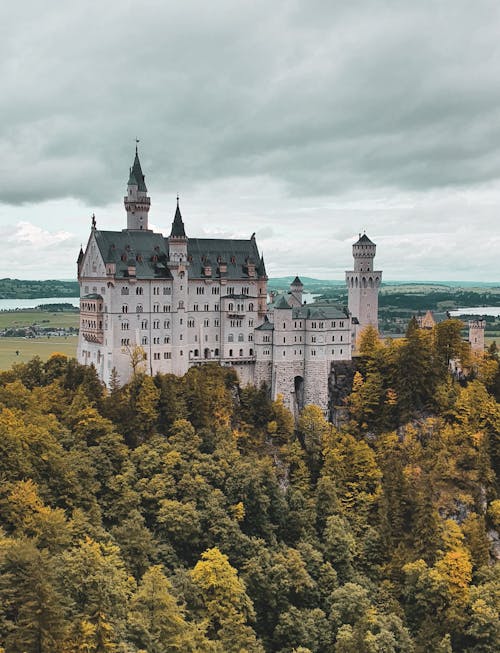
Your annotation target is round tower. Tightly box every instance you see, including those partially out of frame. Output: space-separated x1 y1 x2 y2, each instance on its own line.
124 145 151 230
345 233 382 344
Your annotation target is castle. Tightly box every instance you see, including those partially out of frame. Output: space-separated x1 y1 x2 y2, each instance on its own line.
77 148 381 414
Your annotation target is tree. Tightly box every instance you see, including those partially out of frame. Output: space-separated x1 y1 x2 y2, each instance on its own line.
190 547 263 652
127 565 190 652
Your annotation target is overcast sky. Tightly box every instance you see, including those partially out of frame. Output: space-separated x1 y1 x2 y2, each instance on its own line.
1 0 500 281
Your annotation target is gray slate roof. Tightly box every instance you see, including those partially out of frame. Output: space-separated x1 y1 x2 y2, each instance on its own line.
255 316 274 330
94 230 172 279
187 237 261 280
92 229 262 281
292 303 348 319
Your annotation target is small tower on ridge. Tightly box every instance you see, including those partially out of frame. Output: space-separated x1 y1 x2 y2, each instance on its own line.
124 145 151 230
468 319 485 354
345 233 382 344
290 276 304 305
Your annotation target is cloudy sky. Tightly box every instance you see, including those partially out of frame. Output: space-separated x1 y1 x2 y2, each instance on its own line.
1 0 500 281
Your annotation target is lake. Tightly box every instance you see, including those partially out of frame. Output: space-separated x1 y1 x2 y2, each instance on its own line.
449 307 500 317
0 297 80 311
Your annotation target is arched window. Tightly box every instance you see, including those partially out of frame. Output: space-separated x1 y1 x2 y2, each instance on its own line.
141 336 148 345
228 302 234 311
248 302 254 311
214 348 219 356
238 333 244 342
228 334 234 342
194 349 199 357
229 349 233 357
239 348 244 357
136 304 143 312
249 348 253 356
122 304 128 313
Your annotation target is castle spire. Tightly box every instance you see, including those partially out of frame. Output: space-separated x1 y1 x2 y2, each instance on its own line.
124 144 150 230
170 196 187 239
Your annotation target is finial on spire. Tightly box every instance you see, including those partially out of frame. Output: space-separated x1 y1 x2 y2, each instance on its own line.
135 137 140 154
92 213 96 229
177 194 179 206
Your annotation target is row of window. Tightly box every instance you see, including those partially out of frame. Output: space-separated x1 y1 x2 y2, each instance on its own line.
227 333 253 342
121 286 172 296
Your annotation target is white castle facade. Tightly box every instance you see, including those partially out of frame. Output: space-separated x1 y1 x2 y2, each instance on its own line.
77 149 381 414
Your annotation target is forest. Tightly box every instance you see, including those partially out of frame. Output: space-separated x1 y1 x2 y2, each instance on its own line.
0 318 498 652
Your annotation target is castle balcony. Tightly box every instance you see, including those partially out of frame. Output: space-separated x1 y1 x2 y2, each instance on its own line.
80 294 104 344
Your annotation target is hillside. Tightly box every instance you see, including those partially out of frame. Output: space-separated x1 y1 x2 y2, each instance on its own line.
0 278 79 299
0 326 498 652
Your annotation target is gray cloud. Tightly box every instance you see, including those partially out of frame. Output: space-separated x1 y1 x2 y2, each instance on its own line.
1 1 500 280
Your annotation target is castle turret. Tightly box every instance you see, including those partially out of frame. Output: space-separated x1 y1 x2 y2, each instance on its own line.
290 276 304 305
345 233 382 344
167 197 189 375
257 255 268 316
124 145 151 230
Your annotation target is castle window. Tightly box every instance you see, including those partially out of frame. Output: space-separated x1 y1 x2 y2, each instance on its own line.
248 334 253 341
228 303 234 311
212 286 220 295
153 287 160 295
228 334 234 342
141 336 148 345
332 335 335 342
153 320 160 329
249 319 254 327
193 304 199 311
153 304 160 313
194 349 199 357
214 303 220 311
136 287 143 295
164 320 170 328
188 319 195 327
204 304 209 311
163 305 171 312
283 337 286 343
249 348 253 355
122 305 128 313
121 287 129 295
141 320 148 329
214 318 220 327
136 305 143 312
164 352 171 359
249 303 254 311
180 350 183 356
228 287 235 295
239 349 244 356
311 336 316 343
340 335 343 341
163 287 171 295
214 348 219 356
204 319 209 327
164 336 170 344
121 322 129 330
242 287 249 295
153 352 160 359
229 349 233 357
238 333 244 342
197 287 205 295
283 322 286 329
319 322 323 328
311 349 316 356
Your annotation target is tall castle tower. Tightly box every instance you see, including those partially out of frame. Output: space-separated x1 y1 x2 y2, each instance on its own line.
345 233 382 343
124 146 151 230
468 319 485 354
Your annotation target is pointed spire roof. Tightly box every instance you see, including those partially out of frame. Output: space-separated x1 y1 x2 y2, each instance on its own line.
77 246 84 265
170 196 187 239
355 233 374 245
257 254 267 278
128 146 147 192
291 275 303 287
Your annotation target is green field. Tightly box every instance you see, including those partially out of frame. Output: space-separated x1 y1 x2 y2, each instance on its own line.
0 309 79 329
0 337 78 370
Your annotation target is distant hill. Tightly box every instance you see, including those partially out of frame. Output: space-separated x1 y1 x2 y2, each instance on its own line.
0 278 79 299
